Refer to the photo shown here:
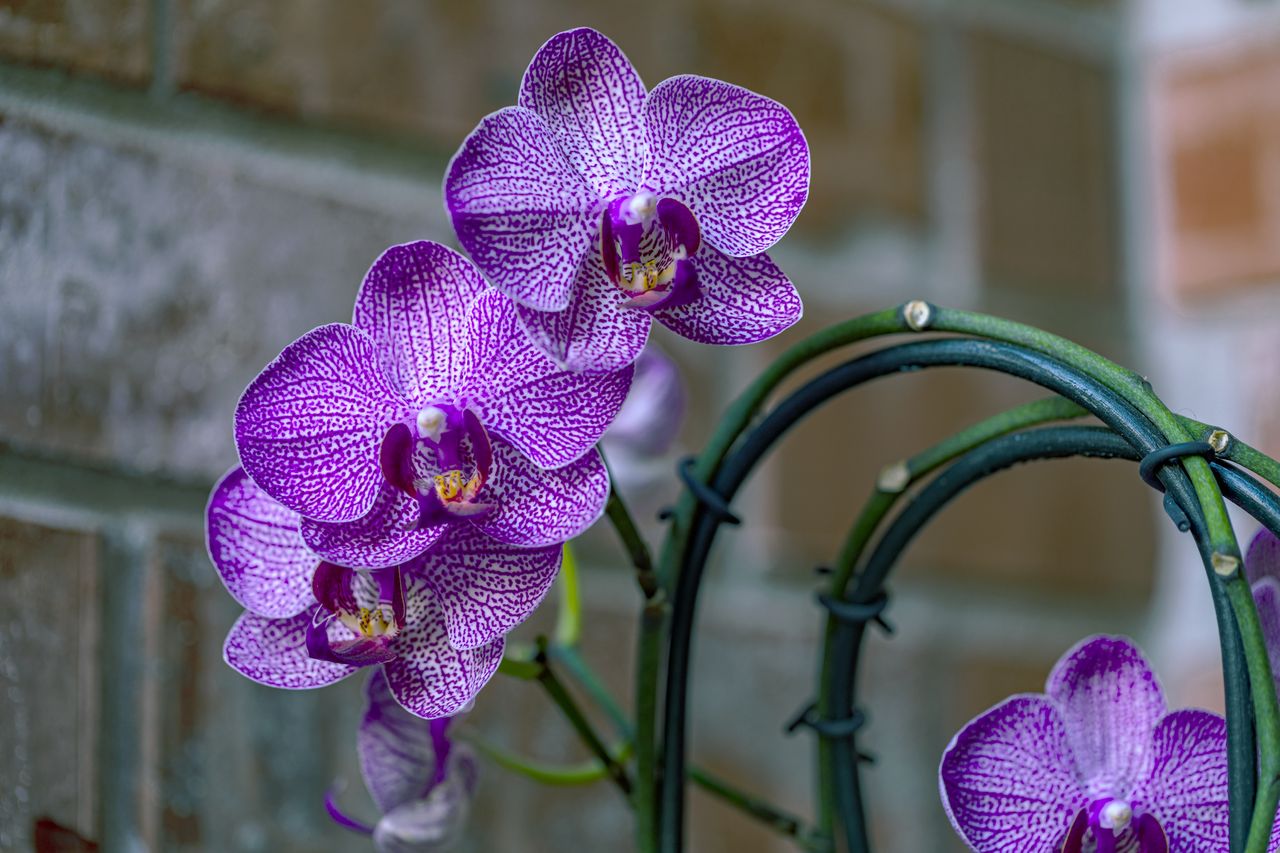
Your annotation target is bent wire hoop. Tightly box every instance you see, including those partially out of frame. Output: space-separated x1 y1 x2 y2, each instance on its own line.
656 336 1280 853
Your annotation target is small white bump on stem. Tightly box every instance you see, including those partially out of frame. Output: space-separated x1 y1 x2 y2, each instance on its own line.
877 461 911 494
1208 429 1232 455
903 300 933 332
1212 552 1241 578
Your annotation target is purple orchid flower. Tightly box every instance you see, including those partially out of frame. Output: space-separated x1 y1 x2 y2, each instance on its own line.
327 670 477 852
601 345 685 509
234 240 632 569
940 635 1230 852
207 465 562 717
445 27 809 373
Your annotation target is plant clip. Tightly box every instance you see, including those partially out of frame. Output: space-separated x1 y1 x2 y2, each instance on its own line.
785 701 868 740
1138 441 1216 493
818 590 893 635
676 457 741 525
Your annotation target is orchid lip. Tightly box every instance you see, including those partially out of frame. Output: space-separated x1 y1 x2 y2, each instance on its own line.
602 194 704 309
306 566 406 669
379 405 496 527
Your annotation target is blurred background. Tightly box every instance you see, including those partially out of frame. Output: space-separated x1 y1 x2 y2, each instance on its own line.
3 0 1280 849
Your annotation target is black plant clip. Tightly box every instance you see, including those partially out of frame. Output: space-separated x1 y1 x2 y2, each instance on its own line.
819 590 893 635
676 456 741 525
785 702 868 741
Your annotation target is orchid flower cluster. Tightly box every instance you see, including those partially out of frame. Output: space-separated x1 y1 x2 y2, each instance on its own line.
205 25 1280 853
206 26 804 850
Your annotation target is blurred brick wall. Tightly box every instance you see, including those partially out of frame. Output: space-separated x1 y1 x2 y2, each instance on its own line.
0 1 1164 851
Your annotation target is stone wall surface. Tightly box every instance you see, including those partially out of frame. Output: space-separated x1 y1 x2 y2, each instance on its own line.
6 0 1265 851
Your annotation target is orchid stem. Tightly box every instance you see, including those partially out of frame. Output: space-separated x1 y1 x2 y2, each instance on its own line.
598 448 666 849
816 395 1088 836
534 637 633 797
461 731 631 786
555 543 583 648
554 646 828 850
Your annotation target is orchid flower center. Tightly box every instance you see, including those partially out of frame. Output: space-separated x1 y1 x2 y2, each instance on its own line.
381 404 495 526
1062 798 1169 853
306 565 407 669
339 604 398 640
601 192 703 312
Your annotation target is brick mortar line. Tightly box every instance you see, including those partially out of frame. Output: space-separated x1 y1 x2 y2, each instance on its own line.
0 62 451 224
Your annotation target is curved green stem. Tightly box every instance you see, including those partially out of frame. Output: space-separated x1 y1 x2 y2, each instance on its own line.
462 732 630 786
815 396 1088 833
927 307 1273 852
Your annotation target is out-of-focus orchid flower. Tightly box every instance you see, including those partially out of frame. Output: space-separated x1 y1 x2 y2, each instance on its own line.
326 670 478 852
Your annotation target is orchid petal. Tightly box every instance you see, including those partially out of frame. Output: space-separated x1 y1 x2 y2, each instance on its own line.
383 576 504 719
359 669 439 814
642 74 809 257
1253 577 1280 699
602 345 686 457
1247 529 1280 586
939 695 1084 851
354 241 488 406
419 525 561 651
458 290 633 468
515 254 650 373
1046 635 1166 799
372 750 476 853
474 439 609 548
652 247 801 345
518 27 646 198
300 477 447 570
223 606 356 689
206 466 316 619
445 106 597 312
236 324 413 523
1129 710 1228 852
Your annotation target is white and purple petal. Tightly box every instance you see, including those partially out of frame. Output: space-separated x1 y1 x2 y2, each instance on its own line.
383 576 504 719
206 466 316 619
641 74 809 258
652 247 801 346
445 107 598 312
474 439 609 548
359 669 439 815
1130 710 1228 852
939 695 1084 852
458 290 633 468
417 525 561 651
1046 635 1166 800
603 344 686 457
515 254 650 374
235 324 413 524
300 478 447 570
372 748 477 853
223 606 356 690
518 27 646 198
1247 529 1280 587
354 241 489 407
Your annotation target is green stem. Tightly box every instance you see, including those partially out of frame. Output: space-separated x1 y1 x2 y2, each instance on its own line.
498 654 541 681
687 766 832 853
598 448 666 850
646 307 908 852
535 637 633 797
555 543 583 648
927 307 1274 852
555 646 827 850
461 732 627 786
815 396 1087 833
